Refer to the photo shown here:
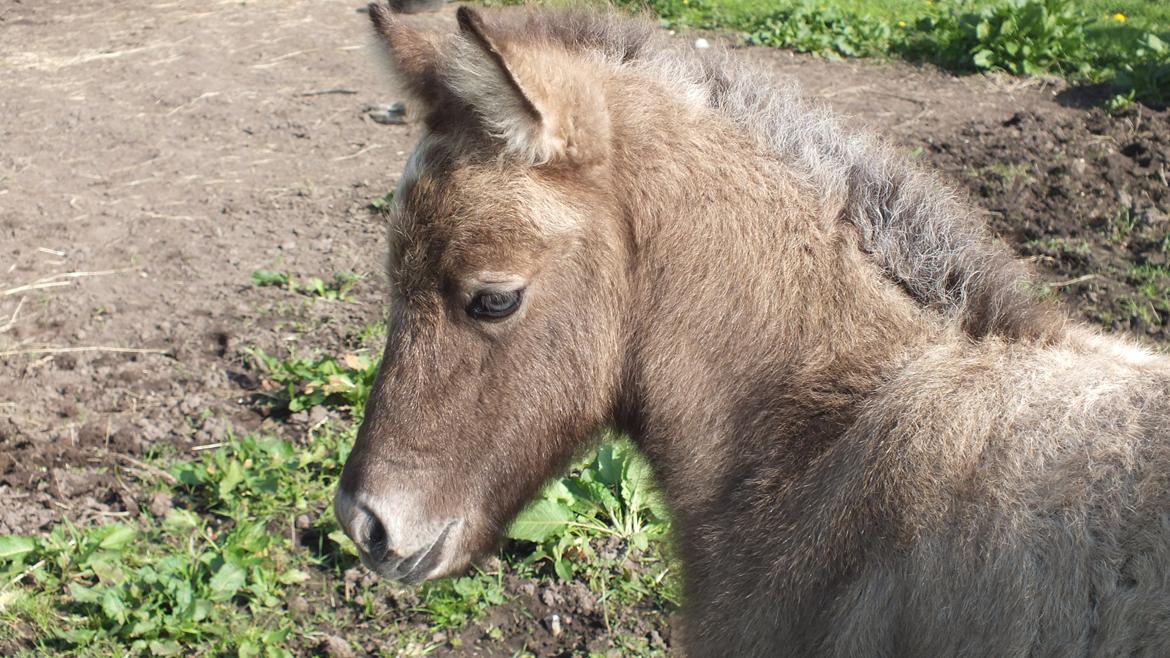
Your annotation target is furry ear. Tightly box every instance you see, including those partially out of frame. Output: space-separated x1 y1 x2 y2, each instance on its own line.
448 6 610 166
368 3 446 107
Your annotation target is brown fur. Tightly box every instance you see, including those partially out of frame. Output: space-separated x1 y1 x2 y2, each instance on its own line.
336 5 1170 655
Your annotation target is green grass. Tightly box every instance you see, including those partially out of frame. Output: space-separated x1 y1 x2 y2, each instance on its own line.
629 0 1170 105
0 429 352 656
250 269 362 302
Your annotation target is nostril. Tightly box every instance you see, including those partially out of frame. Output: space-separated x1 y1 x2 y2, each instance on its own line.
361 507 391 562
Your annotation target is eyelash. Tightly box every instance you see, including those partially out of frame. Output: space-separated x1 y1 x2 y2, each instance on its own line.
467 288 523 320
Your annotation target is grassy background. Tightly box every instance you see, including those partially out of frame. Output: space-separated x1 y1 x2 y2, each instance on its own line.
633 0 1169 106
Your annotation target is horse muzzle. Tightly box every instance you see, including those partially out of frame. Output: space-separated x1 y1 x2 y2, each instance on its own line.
333 488 464 584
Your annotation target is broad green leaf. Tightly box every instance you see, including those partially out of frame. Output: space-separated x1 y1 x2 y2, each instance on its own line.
250 269 289 287
238 639 261 658
101 587 128 624
596 443 622 486
327 529 359 556
53 627 97 644
219 460 246 498
98 525 136 551
209 562 247 601
630 532 650 552
89 556 126 584
553 556 573 580
191 598 212 622
277 568 311 585
130 617 159 638
0 536 36 561
149 640 182 656
506 499 572 542
68 582 102 604
162 503 201 529
541 479 574 504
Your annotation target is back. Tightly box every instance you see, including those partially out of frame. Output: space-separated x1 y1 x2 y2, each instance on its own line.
688 329 1170 656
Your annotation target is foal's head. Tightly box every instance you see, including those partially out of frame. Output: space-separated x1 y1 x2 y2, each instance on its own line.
334 5 631 582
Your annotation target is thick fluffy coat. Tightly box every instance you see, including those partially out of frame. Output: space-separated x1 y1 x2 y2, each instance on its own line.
334 5 1170 655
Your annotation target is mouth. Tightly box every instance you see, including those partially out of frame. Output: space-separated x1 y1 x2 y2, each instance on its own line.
360 519 458 585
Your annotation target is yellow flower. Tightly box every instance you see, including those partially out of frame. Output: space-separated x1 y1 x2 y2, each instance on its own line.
897 20 907 27
1111 12 1126 23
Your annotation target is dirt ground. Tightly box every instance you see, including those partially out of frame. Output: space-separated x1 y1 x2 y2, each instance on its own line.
2 0 1168 655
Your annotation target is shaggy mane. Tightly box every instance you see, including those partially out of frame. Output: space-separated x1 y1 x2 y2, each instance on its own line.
481 6 1063 341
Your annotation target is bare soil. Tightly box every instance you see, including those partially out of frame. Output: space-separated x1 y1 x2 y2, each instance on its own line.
2 1 1167 655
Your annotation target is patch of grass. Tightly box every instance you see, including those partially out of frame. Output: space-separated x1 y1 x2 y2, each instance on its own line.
412 570 508 630
629 0 1170 105
1102 207 1140 245
0 427 354 657
246 349 379 417
1127 263 1170 314
743 2 892 59
976 161 1035 185
506 437 679 620
508 438 670 579
250 269 362 302
368 191 395 211
1024 237 1092 260
900 0 1096 78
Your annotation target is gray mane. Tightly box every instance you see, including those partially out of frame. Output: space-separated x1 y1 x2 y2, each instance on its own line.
494 6 1062 341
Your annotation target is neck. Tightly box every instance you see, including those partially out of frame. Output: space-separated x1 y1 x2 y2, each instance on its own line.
608 95 938 534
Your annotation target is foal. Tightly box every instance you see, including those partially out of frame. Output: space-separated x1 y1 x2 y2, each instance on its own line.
335 5 1170 655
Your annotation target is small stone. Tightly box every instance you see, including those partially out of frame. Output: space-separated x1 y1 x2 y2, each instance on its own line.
149 492 173 518
287 594 309 617
548 613 562 637
1140 206 1167 225
200 417 227 441
694 38 710 49
296 514 312 530
308 405 328 426
540 587 559 607
649 629 666 649
367 101 408 125
320 635 354 658
289 410 309 424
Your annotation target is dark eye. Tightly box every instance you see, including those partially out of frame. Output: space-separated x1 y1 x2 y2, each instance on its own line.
467 288 522 320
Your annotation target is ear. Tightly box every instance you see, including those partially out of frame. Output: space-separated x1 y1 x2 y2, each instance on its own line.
368 2 447 107
448 6 610 166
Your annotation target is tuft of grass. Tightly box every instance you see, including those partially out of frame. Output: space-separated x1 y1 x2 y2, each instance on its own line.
368 191 395 211
246 349 379 417
250 269 362 302
743 2 892 59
